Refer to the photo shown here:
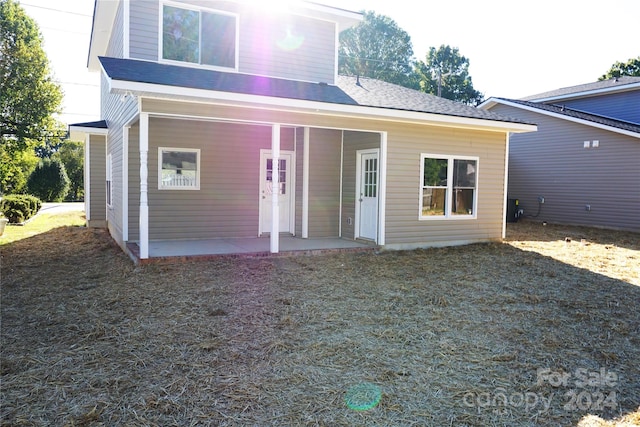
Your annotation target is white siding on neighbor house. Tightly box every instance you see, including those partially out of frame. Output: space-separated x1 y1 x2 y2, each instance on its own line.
491 104 640 232
558 91 640 124
128 0 336 83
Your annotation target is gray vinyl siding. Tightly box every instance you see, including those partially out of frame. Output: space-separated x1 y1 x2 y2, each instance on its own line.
130 118 295 240
341 131 381 239
557 91 640 124
240 12 336 83
307 128 341 237
141 99 511 245
101 71 138 245
128 0 336 83
128 122 140 240
88 135 106 225
491 104 640 232
106 0 124 57
384 124 508 246
129 0 158 61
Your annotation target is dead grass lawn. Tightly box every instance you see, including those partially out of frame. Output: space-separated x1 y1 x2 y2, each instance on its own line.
1 217 638 426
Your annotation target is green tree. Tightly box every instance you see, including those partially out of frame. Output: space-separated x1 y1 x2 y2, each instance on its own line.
414 45 483 105
0 140 39 194
27 158 70 202
598 56 640 80
0 0 65 154
339 11 416 88
52 140 84 201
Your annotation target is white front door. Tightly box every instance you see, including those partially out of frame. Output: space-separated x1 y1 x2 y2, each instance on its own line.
260 150 293 234
356 149 379 241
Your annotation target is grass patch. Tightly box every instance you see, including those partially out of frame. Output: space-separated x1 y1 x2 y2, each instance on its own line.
0 211 85 245
1 215 638 426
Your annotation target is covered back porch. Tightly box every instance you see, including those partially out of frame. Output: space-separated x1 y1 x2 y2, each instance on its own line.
125 99 387 260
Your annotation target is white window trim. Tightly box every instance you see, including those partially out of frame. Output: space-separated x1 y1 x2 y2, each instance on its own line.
419 153 479 220
159 1 239 72
106 153 113 208
158 147 201 190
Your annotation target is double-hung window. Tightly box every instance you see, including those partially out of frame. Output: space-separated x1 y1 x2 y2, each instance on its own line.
420 154 478 219
158 148 200 190
161 2 238 69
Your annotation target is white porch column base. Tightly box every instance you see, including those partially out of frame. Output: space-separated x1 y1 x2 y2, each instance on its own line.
270 124 281 253
139 113 149 259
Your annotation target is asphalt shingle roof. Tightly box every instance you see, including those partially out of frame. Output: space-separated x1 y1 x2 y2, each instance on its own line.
495 98 640 135
521 76 640 101
99 57 530 126
68 120 108 129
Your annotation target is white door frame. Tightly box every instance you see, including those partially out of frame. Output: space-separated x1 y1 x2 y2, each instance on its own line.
355 148 380 242
258 149 295 236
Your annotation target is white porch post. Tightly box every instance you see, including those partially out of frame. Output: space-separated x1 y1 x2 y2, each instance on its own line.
378 132 387 246
270 124 281 253
139 113 149 259
302 127 310 239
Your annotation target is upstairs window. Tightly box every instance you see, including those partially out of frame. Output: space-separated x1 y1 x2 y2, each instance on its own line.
161 3 237 69
420 154 478 219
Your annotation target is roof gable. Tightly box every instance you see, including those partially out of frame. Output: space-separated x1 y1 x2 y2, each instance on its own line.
481 97 640 139
522 76 640 102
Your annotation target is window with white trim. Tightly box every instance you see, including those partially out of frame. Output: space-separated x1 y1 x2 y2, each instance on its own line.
161 2 237 69
106 153 113 207
158 148 200 190
420 154 478 219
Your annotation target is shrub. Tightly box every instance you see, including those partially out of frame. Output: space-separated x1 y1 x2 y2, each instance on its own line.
0 194 42 223
27 158 70 202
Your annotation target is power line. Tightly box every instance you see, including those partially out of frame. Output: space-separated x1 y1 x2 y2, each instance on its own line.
20 3 92 17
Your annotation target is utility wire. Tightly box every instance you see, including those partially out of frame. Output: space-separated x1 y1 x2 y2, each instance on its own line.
20 3 92 17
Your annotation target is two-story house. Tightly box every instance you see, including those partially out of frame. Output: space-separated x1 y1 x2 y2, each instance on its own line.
70 0 536 262
480 77 640 232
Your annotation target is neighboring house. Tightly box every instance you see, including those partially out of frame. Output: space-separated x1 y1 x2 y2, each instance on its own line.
69 0 535 261
480 77 640 232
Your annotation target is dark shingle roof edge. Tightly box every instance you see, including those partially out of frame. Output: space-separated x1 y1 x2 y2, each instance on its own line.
69 120 108 129
521 76 640 101
490 98 640 135
99 57 533 128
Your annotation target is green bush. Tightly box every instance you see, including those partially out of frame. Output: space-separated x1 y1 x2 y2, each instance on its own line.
0 194 42 223
27 158 70 202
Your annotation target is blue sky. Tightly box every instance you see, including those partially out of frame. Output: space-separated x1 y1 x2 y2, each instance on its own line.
20 0 640 126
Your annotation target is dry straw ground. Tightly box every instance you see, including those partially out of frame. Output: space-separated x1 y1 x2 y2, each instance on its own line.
1 214 639 426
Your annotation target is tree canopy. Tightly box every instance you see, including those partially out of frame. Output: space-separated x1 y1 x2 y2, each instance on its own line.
414 45 483 106
0 0 64 153
338 11 416 88
598 56 640 80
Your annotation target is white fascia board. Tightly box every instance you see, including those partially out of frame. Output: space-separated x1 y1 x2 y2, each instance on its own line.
68 126 108 141
528 82 640 102
108 79 537 134
88 0 120 71
483 98 640 139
